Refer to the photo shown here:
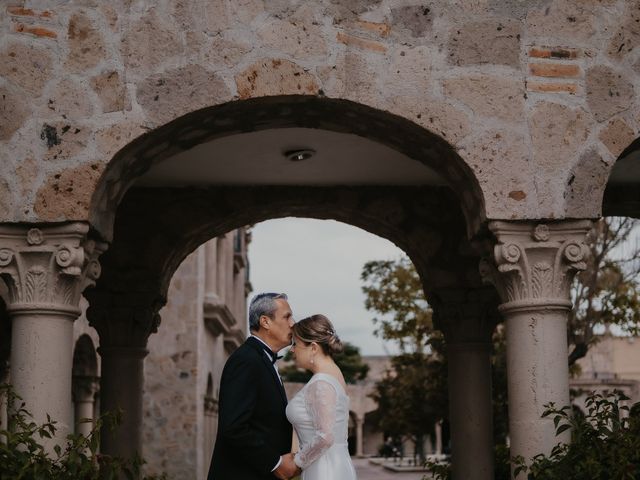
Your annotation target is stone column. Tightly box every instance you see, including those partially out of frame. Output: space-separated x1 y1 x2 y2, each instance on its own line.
225 236 234 307
216 237 227 303
0 223 104 450
432 288 498 480
435 421 442 455
205 240 217 300
481 220 592 476
72 376 99 438
355 415 364 457
86 290 163 462
203 395 218 479
0 383 7 436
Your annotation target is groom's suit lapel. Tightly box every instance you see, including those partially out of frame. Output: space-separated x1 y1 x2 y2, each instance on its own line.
246 337 288 405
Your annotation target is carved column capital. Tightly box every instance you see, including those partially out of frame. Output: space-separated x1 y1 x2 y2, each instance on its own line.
0 223 107 317
85 290 165 352
431 287 500 344
480 220 593 313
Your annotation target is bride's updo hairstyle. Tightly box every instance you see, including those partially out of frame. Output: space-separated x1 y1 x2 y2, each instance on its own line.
293 314 344 357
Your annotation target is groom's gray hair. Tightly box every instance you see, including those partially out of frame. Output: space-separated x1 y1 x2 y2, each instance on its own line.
249 292 288 332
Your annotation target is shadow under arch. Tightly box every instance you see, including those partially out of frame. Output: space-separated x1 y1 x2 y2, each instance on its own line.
89 96 486 242
0 297 9 384
72 334 98 379
95 185 484 311
602 136 640 219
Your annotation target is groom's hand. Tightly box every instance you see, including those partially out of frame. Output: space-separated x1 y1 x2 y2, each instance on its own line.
273 453 300 479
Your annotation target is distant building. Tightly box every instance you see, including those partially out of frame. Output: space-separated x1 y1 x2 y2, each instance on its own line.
572 335 640 412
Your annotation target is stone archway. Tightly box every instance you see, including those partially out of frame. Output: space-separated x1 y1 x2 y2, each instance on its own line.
88 96 487 242
602 136 640 220
81 94 497 478
86 183 495 475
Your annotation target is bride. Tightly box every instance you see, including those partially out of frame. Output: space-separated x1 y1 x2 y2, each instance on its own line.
285 314 358 480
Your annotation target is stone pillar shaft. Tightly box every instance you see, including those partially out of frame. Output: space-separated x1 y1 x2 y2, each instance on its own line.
73 376 98 438
99 347 146 458
481 220 592 476
75 399 95 438
86 289 163 464
0 223 104 450
505 307 569 462
433 288 498 480
11 312 75 433
447 342 494 479
205 240 217 298
435 421 442 454
216 237 227 302
355 416 364 457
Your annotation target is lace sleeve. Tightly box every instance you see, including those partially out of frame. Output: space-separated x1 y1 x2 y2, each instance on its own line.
294 379 338 469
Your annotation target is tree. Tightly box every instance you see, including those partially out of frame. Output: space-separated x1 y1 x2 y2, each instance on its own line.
361 257 432 354
361 256 509 461
361 257 447 461
568 217 640 366
279 342 369 384
369 350 444 462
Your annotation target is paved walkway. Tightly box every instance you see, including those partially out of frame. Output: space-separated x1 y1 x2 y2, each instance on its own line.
353 458 429 480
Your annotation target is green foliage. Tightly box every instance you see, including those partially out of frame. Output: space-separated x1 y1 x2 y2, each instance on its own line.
361 257 432 353
279 342 369 384
333 343 369 383
0 384 167 480
369 350 445 460
362 257 446 460
514 391 640 479
361 256 510 452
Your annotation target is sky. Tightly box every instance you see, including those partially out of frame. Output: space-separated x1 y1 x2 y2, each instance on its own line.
247 217 405 356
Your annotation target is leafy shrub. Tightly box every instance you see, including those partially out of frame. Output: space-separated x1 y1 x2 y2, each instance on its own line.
425 391 640 480
0 384 166 480
514 391 640 479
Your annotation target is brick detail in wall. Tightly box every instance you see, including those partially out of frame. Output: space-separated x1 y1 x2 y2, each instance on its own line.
7 5 58 40
336 31 387 53
526 46 582 95
7 6 54 18
352 20 391 38
13 23 57 38
529 47 578 60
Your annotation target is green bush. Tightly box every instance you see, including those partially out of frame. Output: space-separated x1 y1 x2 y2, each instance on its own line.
514 391 640 479
425 391 640 480
0 384 166 480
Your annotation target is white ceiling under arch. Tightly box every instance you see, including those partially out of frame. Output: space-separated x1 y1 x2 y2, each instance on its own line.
135 127 445 187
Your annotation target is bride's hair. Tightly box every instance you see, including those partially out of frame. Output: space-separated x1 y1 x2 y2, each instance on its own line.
293 314 344 357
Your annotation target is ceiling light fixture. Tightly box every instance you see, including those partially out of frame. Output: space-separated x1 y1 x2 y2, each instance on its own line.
284 149 316 162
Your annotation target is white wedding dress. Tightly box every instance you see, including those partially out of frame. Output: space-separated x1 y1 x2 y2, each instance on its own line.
286 373 357 480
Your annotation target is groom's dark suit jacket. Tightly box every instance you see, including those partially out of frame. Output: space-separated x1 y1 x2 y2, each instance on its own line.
207 336 292 480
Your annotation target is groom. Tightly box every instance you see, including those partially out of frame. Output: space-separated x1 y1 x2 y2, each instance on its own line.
207 292 301 480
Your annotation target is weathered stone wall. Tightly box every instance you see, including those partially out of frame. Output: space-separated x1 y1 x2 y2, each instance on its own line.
2 0 639 234
142 248 202 479
140 230 249 479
